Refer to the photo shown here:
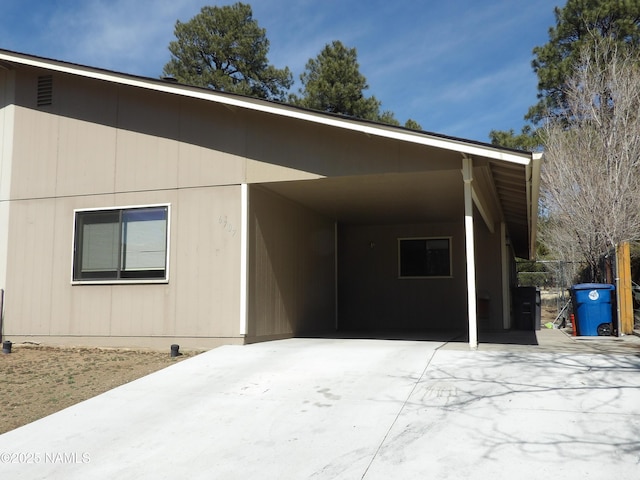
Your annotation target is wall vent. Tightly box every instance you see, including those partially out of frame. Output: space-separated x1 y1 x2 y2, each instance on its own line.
37 75 53 107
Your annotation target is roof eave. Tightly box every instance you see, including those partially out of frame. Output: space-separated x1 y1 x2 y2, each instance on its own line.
0 49 533 166
0 48 541 258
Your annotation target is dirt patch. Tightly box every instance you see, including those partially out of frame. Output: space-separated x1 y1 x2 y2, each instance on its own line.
0 343 201 435
539 289 571 327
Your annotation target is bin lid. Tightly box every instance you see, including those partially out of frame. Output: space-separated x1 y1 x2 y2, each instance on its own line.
570 283 615 291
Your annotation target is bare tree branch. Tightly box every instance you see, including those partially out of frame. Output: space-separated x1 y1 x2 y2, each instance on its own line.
541 39 640 281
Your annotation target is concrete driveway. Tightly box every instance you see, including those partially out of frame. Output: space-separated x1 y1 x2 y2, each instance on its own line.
1 332 639 479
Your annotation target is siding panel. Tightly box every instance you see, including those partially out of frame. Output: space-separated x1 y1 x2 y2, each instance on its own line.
248 187 336 339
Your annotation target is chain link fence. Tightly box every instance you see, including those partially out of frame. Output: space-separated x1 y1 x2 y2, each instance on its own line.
517 260 586 318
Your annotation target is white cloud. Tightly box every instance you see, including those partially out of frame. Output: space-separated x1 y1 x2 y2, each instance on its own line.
41 0 203 74
2 0 557 141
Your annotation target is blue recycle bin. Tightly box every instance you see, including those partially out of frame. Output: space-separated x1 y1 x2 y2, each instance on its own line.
569 283 615 336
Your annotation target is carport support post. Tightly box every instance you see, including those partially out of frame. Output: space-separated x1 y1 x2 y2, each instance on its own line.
462 157 478 350
239 183 249 336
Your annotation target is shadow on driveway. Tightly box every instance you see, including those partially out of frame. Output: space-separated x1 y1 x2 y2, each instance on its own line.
1 333 639 479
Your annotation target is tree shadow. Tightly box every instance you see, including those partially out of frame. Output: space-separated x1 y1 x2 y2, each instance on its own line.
392 349 640 469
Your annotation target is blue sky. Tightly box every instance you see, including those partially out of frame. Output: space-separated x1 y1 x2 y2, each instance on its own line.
0 0 560 142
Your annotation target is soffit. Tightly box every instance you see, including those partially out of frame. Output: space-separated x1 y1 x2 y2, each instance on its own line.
489 160 531 258
261 159 533 258
260 170 463 225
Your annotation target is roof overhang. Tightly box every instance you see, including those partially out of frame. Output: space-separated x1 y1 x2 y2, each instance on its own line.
0 48 541 259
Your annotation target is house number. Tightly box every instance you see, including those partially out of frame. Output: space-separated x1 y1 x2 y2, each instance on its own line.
218 215 237 236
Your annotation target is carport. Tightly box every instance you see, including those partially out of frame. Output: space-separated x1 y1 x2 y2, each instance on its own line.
242 118 541 350
0 49 541 351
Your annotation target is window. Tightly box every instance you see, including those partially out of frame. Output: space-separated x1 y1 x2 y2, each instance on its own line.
73 205 169 282
398 237 451 278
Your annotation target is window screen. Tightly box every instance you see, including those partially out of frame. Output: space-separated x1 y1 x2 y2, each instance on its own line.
73 206 168 282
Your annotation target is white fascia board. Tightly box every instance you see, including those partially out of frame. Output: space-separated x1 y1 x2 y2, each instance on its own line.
0 51 533 167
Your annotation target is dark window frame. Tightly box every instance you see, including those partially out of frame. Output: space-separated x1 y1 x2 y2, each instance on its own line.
72 205 169 284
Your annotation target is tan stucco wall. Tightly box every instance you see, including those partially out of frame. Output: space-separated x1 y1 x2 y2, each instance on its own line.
0 65 514 348
9 67 463 201
4 186 243 350
338 213 506 333
243 113 462 183
2 69 247 349
473 208 505 331
0 69 15 292
9 71 249 200
247 186 336 341
338 222 468 332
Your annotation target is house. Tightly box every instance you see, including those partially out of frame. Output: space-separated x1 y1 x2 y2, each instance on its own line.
0 49 541 350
